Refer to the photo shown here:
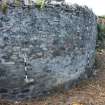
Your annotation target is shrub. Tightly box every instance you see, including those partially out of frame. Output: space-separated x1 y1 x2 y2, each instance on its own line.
97 23 105 41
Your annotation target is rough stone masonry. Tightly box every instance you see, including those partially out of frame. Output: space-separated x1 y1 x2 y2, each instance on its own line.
0 3 97 100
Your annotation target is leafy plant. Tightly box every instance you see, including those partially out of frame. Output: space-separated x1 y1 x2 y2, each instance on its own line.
97 23 105 41
1 0 8 14
97 22 105 49
99 15 105 19
36 0 45 9
14 0 21 6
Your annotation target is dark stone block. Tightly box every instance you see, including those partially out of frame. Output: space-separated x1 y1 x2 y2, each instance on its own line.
21 88 30 93
0 88 8 93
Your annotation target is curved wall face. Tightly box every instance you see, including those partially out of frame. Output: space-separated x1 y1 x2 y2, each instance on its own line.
0 4 97 100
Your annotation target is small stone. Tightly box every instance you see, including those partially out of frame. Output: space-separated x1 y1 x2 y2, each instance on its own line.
11 55 18 60
2 61 15 65
0 16 10 22
15 101 20 104
0 39 4 47
21 48 30 52
0 88 8 93
37 52 43 56
24 78 34 84
0 22 3 27
43 47 48 51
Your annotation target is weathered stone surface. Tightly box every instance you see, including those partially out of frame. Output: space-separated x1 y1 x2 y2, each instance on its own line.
0 4 97 100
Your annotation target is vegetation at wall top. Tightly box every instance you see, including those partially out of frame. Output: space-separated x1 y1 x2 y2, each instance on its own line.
0 0 45 14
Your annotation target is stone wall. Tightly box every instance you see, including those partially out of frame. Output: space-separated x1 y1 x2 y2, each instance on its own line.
0 4 97 100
